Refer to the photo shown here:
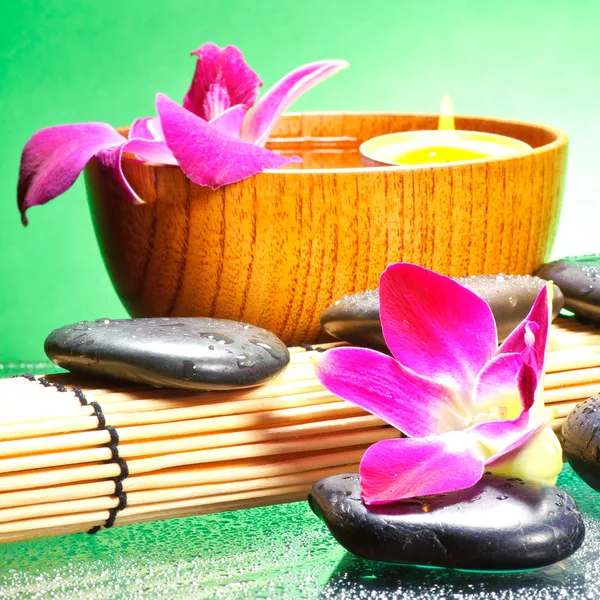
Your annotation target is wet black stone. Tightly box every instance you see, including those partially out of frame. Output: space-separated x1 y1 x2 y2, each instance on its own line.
309 473 585 570
321 275 564 351
45 318 290 390
562 395 600 491
536 255 600 323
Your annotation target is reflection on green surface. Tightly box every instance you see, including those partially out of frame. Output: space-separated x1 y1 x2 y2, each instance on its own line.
0 362 63 379
0 467 598 599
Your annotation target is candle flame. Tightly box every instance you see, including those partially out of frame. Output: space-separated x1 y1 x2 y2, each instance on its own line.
438 93 455 131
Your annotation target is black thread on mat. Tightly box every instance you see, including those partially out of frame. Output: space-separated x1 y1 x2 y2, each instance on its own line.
85 406 129 534
14 373 68 392
299 343 326 353
72 387 88 406
14 373 36 381
13 379 128 535
89 402 106 430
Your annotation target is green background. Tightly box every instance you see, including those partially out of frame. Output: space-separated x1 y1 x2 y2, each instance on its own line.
1 0 599 361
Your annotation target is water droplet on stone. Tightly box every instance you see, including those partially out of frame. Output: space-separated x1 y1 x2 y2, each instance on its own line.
182 360 197 379
236 355 256 369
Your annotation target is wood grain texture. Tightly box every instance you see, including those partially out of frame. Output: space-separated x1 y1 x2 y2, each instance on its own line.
85 112 567 345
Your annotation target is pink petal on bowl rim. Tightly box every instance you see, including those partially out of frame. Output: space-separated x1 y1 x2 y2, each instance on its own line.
18 122 126 225
156 93 300 189
379 263 498 401
183 42 262 121
359 433 485 504
97 136 181 204
209 104 248 138
242 59 349 147
129 117 157 140
124 135 178 166
314 346 469 438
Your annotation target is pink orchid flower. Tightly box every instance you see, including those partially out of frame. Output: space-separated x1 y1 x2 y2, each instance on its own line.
18 42 348 225
314 263 563 505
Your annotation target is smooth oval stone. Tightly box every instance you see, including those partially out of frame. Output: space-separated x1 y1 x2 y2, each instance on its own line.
321 275 564 351
45 318 290 390
562 395 600 491
536 255 600 322
309 472 584 570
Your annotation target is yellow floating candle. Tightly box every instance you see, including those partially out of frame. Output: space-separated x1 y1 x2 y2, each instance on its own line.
362 129 532 167
360 95 533 167
437 93 455 131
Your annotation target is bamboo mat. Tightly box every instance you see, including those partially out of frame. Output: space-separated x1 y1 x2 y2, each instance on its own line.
0 317 598 545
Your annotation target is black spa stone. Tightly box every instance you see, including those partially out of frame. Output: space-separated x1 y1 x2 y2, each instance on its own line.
562 396 600 492
536 255 600 323
309 473 585 570
45 318 290 390
321 274 564 351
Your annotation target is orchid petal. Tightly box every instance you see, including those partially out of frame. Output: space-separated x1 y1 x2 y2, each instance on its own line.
359 433 485 504
469 410 536 460
18 123 126 225
209 104 248 138
379 264 497 399
95 136 179 204
486 426 563 485
129 117 167 143
129 118 157 140
314 347 469 437
472 352 527 418
469 364 543 461
156 93 300 189
242 60 349 146
183 43 261 121
499 284 550 379
148 118 165 140
122 137 178 166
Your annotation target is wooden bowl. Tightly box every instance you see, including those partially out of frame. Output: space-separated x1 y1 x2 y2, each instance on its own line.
85 112 567 345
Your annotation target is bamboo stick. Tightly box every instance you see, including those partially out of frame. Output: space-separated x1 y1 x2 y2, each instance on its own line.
544 366 600 389
543 384 599 404
546 348 600 373
0 483 313 535
0 427 394 493
0 464 353 524
0 412 383 474
0 399 364 458
0 387 337 439
0 491 307 545
114 491 306 527
0 446 366 509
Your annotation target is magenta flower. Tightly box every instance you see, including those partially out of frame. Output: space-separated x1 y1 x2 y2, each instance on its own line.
18 42 348 225
314 263 563 505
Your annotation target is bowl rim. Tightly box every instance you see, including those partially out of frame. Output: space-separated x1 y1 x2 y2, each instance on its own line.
120 111 568 175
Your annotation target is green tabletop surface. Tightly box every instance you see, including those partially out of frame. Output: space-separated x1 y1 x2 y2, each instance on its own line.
1 365 600 599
